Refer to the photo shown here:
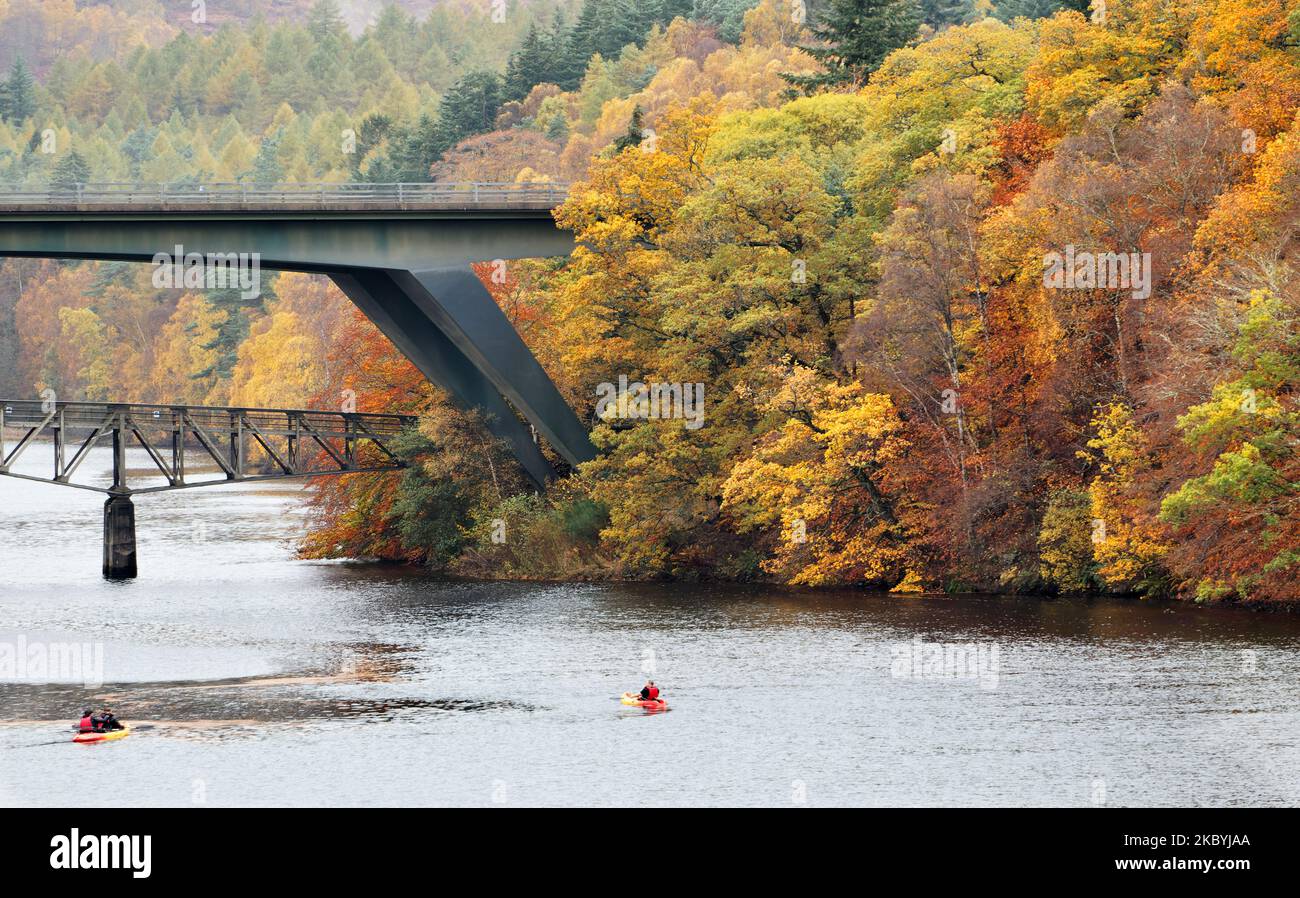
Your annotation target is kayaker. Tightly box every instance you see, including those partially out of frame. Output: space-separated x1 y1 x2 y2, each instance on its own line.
98 708 125 732
639 680 660 702
77 709 96 733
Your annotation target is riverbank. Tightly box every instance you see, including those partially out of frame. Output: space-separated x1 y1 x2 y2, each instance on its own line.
337 555 1300 611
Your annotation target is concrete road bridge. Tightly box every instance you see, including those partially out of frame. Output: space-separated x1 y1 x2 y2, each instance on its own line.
0 181 595 577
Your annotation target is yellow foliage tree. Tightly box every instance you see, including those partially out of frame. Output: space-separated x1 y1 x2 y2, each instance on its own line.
1026 9 1175 135
149 293 226 405
228 273 350 410
56 306 113 400
722 374 914 587
1083 403 1170 592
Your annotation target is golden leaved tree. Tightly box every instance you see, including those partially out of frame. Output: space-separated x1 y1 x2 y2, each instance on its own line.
722 371 916 588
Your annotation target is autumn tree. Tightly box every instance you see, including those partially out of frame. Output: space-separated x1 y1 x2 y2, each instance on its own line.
1159 290 1300 602
723 375 916 587
1083 402 1170 594
228 273 351 410
866 171 991 492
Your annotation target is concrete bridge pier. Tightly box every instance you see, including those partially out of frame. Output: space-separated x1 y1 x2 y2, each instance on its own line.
103 494 137 580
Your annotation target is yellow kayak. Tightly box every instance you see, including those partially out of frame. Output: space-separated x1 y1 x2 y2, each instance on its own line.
72 727 130 744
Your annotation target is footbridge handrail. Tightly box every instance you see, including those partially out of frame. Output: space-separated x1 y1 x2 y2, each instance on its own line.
0 399 418 495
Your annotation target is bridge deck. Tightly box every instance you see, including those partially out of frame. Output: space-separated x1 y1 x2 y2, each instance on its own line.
0 182 570 214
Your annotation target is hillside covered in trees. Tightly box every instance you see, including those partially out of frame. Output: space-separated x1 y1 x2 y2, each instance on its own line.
2 0 1298 605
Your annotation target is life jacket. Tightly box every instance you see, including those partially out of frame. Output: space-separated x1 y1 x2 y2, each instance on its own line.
646 685 660 700
78 715 94 733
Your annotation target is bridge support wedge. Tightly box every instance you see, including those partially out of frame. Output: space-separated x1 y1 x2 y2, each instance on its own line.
330 269 557 488
103 495 137 580
400 267 596 472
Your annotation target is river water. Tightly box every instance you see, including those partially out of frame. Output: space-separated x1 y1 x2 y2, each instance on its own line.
1 443 1299 807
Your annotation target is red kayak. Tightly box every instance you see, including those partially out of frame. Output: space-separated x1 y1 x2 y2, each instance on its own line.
620 691 667 711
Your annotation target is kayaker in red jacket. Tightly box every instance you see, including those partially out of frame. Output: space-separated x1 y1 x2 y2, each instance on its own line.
77 710 96 733
639 681 660 701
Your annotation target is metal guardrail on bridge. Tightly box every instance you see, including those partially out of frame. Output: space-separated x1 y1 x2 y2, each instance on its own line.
0 399 416 495
0 181 573 211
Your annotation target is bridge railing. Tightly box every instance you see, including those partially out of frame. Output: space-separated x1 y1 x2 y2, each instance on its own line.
0 400 412 437
0 181 572 209
0 400 418 496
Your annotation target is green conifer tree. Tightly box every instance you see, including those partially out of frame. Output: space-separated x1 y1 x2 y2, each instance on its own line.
784 0 921 91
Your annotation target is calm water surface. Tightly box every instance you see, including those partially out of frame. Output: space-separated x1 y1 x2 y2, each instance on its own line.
2 443 1299 807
